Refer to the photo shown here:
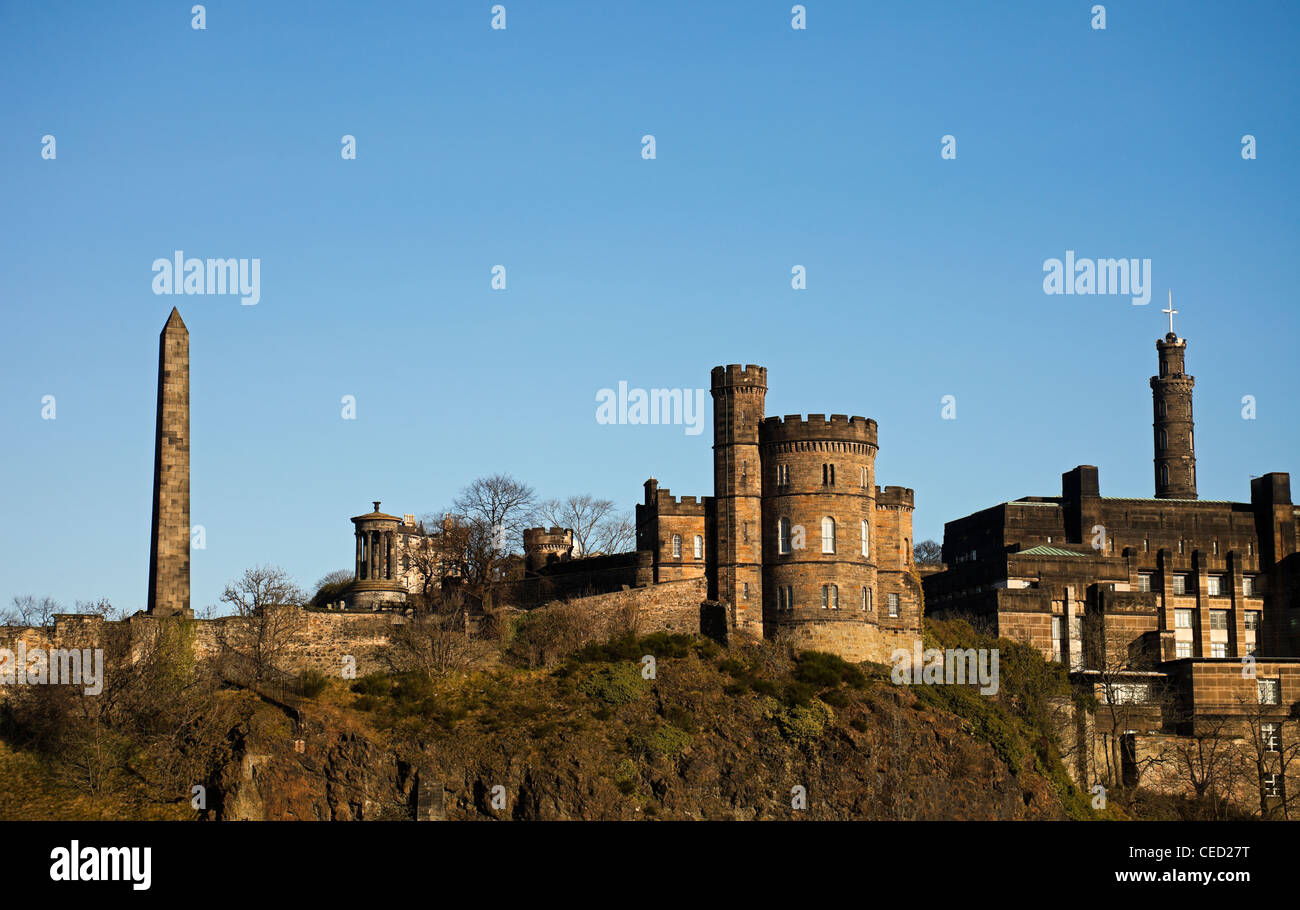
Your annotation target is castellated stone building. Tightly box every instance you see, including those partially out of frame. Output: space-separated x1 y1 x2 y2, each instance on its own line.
514 364 924 662
337 364 924 662
924 318 1300 803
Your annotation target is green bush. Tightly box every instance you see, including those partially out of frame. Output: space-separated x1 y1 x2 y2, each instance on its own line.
579 663 646 706
298 670 328 698
766 697 835 746
633 723 692 758
350 673 391 697
794 651 867 689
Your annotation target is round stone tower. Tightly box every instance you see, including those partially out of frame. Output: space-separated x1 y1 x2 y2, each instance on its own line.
523 527 574 574
710 364 767 631
1150 331 1197 499
350 502 406 610
759 414 881 653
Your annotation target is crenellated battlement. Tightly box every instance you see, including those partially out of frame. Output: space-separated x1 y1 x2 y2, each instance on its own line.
876 485 915 509
651 488 709 515
710 363 768 391
760 413 878 447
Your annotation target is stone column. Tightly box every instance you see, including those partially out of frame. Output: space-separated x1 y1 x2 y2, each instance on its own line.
386 532 394 579
355 533 363 579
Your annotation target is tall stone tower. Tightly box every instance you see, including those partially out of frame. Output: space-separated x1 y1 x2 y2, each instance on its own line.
710 364 766 632
1150 325 1197 500
147 307 192 617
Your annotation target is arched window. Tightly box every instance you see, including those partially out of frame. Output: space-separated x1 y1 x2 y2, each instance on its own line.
861 587 868 611
672 534 681 558
821 517 836 553
1160 464 1170 486
1158 400 1166 417
1159 429 1167 450
861 519 870 557
778 518 791 554
821 584 838 609
693 535 704 559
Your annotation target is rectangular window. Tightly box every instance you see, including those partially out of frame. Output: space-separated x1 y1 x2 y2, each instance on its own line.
888 593 899 617
742 522 749 544
785 585 794 610
861 587 868 611
1262 723 1282 752
1051 616 1063 663
1211 642 1227 658
1245 611 1261 631
672 535 681 558
742 582 749 600
1175 641 1192 659
1264 774 1283 799
1243 575 1257 597
1138 572 1153 593
830 584 839 610
1172 574 1188 596
693 535 704 559
1208 575 1225 596
860 466 868 488
1210 610 1229 631
821 585 829 609
1175 609 1193 629
777 464 790 486
1259 679 1281 705
861 520 869 557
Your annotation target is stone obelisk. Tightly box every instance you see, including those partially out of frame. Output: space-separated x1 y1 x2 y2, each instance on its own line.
147 307 192 617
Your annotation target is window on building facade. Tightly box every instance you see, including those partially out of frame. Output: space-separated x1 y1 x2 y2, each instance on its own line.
822 464 835 485
777 464 790 486
672 534 681 558
785 585 794 610
742 522 749 544
1210 610 1229 631
1175 609 1193 629
1259 679 1281 705
1158 399 1167 416
1211 643 1227 658
1207 575 1225 596
1245 611 1261 631
1161 465 1170 486
888 592 899 617
1051 616 1063 663
821 517 836 553
861 520 870 557
1159 429 1168 450
1138 572 1153 593
1262 722 1282 752
742 582 749 600
741 461 748 483
865 588 873 612
778 518 791 554
693 535 704 559
821 585 829 609
1244 575 1257 597
860 466 868 488
828 584 839 609
1172 574 1189 595
860 587 868 611
1264 773 1283 799
1176 641 1192 659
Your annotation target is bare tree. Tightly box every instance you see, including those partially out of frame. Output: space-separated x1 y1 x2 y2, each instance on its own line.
1161 712 1248 820
1080 610 1169 793
1235 692 1300 820
536 494 633 555
452 474 536 606
2 595 61 627
913 539 943 566
218 565 307 681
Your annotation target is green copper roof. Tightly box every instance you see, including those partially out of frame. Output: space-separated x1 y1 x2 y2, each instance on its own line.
1015 546 1089 558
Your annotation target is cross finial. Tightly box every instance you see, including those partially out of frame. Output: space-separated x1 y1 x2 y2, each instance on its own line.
1162 290 1178 335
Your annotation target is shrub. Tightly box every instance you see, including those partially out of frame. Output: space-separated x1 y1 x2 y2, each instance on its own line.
765 697 834 746
579 663 646 707
350 673 391 697
633 723 692 758
298 670 328 698
794 651 867 689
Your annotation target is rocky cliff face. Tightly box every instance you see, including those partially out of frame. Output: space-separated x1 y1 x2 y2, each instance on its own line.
213 642 1068 821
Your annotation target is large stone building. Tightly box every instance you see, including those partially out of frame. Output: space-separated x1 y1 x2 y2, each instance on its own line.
924 311 1300 806
521 364 924 661
348 364 924 663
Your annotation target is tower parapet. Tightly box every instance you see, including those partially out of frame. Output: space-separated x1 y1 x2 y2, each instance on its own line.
524 527 575 573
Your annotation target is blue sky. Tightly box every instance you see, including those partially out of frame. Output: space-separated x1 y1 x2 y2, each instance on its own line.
1 1 1297 613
